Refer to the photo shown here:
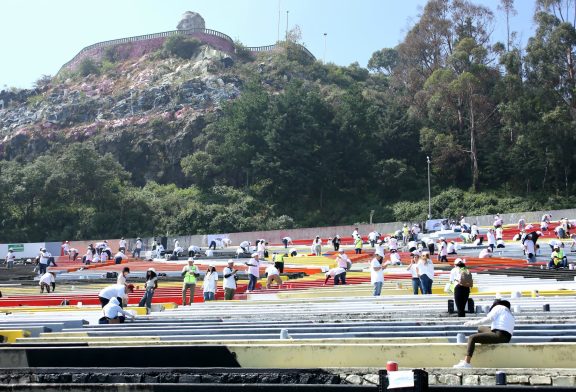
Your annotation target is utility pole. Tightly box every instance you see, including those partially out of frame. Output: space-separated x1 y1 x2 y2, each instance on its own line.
427 156 432 220
285 10 289 41
277 0 281 42
323 33 327 63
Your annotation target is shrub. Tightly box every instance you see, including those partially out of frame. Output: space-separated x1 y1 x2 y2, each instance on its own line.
163 35 201 59
78 58 100 77
234 41 255 62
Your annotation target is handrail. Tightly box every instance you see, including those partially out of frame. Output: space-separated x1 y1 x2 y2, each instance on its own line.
59 29 316 73
60 28 234 71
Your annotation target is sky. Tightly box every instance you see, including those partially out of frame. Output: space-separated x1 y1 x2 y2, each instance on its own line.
0 0 537 89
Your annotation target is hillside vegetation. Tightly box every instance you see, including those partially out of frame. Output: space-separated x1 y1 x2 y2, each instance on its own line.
1 0 576 242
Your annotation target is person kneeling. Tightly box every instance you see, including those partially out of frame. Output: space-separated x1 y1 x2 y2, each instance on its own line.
100 297 135 324
453 299 515 368
549 246 568 269
39 271 56 293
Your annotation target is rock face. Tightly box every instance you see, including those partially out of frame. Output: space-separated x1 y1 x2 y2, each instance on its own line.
177 11 206 31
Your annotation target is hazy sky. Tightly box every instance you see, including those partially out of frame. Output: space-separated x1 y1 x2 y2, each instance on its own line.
1 0 536 89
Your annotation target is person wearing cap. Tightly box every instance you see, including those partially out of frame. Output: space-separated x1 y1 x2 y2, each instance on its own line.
549 245 568 269
407 251 422 295
39 271 56 293
98 283 134 308
38 248 49 275
138 268 158 309
417 252 435 295
182 258 200 305
133 237 143 258
203 264 218 301
324 266 347 285
117 267 130 286
101 297 135 324
61 241 70 258
5 249 15 269
450 258 471 317
188 244 201 257
245 253 261 292
223 259 238 300
453 299 515 368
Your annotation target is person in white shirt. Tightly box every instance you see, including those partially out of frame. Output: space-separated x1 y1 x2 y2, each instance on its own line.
352 228 359 239
375 240 386 258
156 243 165 258
114 251 126 265
417 253 435 294
282 237 293 248
371 254 390 296
523 234 536 263
265 264 282 289
438 238 448 262
101 297 134 324
205 248 214 257
289 248 298 257
495 227 503 241
223 259 238 300
203 265 218 301
389 250 402 265
368 231 379 247
471 224 479 240
93 252 101 264
119 238 127 252
486 229 496 250
407 240 418 252
257 241 266 259
39 271 56 293
69 247 79 262
45 250 57 267
133 238 143 258
407 252 422 295
337 250 352 269
447 241 457 255
496 239 506 248
117 267 130 286
61 241 70 258
138 268 158 309
426 237 435 255
84 249 93 265
453 299 515 368
324 267 347 285
517 217 526 232
245 253 260 292
388 237 398 252
38 248 49 274
479 247 493 258
311 236 322 256
101 249 109 262
239 241 251 253
173 241 184 258
188 245 201 257
5 249 16 269
98 284 134 307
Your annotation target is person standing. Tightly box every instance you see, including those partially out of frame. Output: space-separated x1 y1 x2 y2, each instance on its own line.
330 235 340 251
245 253 260 292
5 249 15 269
417 253 435 295
138 268 158 310
223 259 238 300
426 237 435 255
61 241 70 259
402 224 410 245
354 236 363 254
203 265 218 301
38 248 49 275
312 236 322 256
273 252 285 273
450 258 472 317
119 238 127 252
453 299 515 368
523 234 536 263
518 217 526 232
117 267 130 286
487 229 496 250
407 252 422 295
133 237 143 259
371 254 389 296
438 238 448 263
181 258 199 305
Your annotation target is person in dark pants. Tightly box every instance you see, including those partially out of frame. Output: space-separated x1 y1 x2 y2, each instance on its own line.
450 258 470 317
209 240 217 250
453 299 515 368
332 235 341 251
324 267 347 285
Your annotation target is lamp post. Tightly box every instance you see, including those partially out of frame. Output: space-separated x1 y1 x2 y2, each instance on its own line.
285 10 289 41
370 210 375 225
427 156 432 220
323 33 327 63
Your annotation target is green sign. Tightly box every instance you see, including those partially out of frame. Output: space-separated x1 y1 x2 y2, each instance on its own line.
8 244 24 252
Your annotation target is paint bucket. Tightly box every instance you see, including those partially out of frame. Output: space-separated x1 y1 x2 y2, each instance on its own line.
543 304 550 312
280 329 289 339
386 361 398 371
456 333 466 343
570 264 574 270
496 371 507 385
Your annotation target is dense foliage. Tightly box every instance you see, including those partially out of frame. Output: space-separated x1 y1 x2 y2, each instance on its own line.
3 0 576 242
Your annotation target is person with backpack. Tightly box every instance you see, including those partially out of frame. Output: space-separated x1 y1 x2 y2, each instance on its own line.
450 258 473 317
453 299 515 368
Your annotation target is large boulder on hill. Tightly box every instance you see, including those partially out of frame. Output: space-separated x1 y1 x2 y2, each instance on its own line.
177 11 206 31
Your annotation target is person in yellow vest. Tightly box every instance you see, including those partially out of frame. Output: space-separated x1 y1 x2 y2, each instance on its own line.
354 236 363 254
549 245 568 269
181 258 200 305
273 252 285 273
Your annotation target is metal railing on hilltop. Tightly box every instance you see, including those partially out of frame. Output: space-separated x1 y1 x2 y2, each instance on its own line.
59 28 316 72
